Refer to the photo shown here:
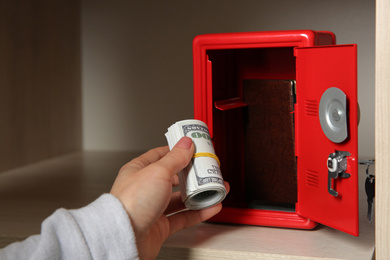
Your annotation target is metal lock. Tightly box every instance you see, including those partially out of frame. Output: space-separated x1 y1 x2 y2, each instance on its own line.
327 150 351 196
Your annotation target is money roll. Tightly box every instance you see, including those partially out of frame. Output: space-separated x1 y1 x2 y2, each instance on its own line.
165 119 227 210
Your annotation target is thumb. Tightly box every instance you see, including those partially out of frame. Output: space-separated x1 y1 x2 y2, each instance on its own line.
152 137 194 178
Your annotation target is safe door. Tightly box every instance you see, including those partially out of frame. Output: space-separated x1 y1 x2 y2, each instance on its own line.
295 45 358 236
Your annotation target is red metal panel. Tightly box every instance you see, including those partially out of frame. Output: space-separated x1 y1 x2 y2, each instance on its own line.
209 207 317 230
295 45 359 236
192 30 358 232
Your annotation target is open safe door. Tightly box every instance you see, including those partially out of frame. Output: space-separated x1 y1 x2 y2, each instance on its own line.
294 45 359 236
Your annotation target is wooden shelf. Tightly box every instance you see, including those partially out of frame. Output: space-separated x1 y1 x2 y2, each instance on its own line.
375 0 390 258
0 151 375 259
0 151 141 245
160 166 375 260
1 1 383 258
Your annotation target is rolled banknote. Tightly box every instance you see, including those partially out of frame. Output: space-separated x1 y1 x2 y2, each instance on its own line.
165 119 227 210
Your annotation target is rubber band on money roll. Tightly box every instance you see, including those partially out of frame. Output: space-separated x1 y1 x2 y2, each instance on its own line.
193 152 221 166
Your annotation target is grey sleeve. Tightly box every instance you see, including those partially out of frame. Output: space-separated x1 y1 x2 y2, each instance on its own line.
0 194 139 260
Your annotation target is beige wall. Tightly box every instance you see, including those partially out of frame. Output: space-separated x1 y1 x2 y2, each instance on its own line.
0 1 81 172
82 0 375 158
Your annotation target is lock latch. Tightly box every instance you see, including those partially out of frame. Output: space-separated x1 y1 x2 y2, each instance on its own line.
327 150 351 196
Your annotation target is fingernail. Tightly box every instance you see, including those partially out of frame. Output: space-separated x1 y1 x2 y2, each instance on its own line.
175 137 193 150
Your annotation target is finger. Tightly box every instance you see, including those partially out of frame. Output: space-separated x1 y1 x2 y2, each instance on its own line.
224 181 230 194
171 175 180 186
164 191 185 215
167 203 222 236
120 146 169 173
148 137 194 180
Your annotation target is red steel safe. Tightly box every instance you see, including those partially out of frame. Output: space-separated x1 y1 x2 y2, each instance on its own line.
193 30 359 236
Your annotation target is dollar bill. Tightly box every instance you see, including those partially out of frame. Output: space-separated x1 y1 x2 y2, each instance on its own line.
165 119 227 210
